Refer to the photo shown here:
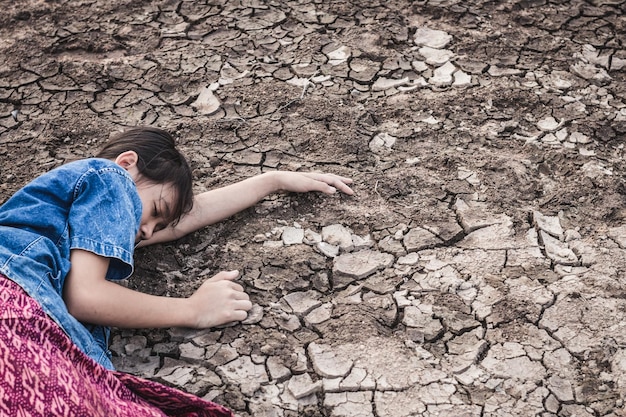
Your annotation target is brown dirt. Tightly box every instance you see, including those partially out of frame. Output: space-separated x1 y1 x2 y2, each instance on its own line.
2 0 626 415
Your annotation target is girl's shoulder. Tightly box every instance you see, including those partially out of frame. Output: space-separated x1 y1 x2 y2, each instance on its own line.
55 158 126 176
45 158 133 188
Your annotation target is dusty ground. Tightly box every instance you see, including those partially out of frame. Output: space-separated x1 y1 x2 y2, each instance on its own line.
2 0 626 416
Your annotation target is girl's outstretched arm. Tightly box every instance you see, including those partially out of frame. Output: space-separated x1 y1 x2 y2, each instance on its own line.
138 171 354 247
63 249 252 329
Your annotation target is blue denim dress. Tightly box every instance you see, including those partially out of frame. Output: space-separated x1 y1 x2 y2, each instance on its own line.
0 158 142 369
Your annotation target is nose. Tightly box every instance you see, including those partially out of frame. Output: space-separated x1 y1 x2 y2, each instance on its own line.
140 223 155 240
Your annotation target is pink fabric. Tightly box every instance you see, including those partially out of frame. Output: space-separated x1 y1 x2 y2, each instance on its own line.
0 274 233 417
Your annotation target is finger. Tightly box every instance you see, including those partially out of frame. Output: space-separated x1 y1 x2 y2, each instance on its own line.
329 174 354 184
236 299 253 311
322 177 354 195
229 309 249 322
207 270 239 282
305 173 355 195
227 281 245 293
230 288 250 300
331 180 354 195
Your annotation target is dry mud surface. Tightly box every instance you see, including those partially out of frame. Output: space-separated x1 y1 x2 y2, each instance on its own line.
2 1 626 416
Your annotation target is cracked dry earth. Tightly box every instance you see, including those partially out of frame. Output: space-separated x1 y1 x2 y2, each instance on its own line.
2 0 626 416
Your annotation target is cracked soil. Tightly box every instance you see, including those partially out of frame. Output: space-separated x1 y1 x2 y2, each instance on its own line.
1 0 626 416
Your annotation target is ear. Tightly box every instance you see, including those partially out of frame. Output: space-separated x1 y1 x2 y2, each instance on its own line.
115 151 138 170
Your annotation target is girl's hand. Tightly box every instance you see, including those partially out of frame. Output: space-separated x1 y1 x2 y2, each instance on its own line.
186 270 252 328
273 171 354 196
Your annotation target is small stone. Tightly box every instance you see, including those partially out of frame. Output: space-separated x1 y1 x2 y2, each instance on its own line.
418 46 454 66
305 303 333 325
378 235 406 256
179 342 205 364
155 364 195 387
487 65 523 76
326 46 351 65
242 304 264 325
533 211 563 240
333 250 395 280
540 231 578 266
569 131 591 144
124 335 147 355
545 393 560 413
411 60 429 72
397 252 419 265
372 77 410 91
308 343 353 378
276 314 301 332
316 242 340 258
263 240 284 248
414 27 452 49
555 128 568 142
453 70 472 87
402 306 444 341
352 234 374 250
369 132 397 153
191 86 221 115
429 61 456 87
282 226 304 245
287 373 322 399
548 375 574 402
283 290 322 315
267 356 292 381
403 227 442 251
537 116 561 132
321 224 354 250
303 229 322 244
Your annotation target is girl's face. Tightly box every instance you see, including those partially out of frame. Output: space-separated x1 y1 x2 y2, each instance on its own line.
114 150 177 244
135 181 176 243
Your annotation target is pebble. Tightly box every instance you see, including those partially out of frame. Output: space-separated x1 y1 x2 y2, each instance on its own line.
429 61 456 87
453 70 472 87
372 77 410 91
316 241 340 258
326 46 351 65
333 250 394 280
540 231 579 265
321 224 354 250
414 27 452 49
533 211 563 240
403 227 442 251
282 226 304 245
308 343 353 378
287 373 322 399
267 357 292 381
369 132 397 153
282 291 322 315
418 46 454 66
537 116 561 132
191 86 221 115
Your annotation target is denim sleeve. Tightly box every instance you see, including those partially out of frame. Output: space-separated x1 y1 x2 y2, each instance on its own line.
68 167 141 281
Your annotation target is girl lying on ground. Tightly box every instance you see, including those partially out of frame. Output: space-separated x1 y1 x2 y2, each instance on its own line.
0 126 353 416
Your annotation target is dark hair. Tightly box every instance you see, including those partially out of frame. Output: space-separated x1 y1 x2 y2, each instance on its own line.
96 127 193 226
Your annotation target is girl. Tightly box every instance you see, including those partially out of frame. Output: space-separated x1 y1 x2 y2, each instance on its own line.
0 127 353 416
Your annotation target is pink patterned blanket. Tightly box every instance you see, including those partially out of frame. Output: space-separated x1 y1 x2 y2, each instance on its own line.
0 274 233 417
